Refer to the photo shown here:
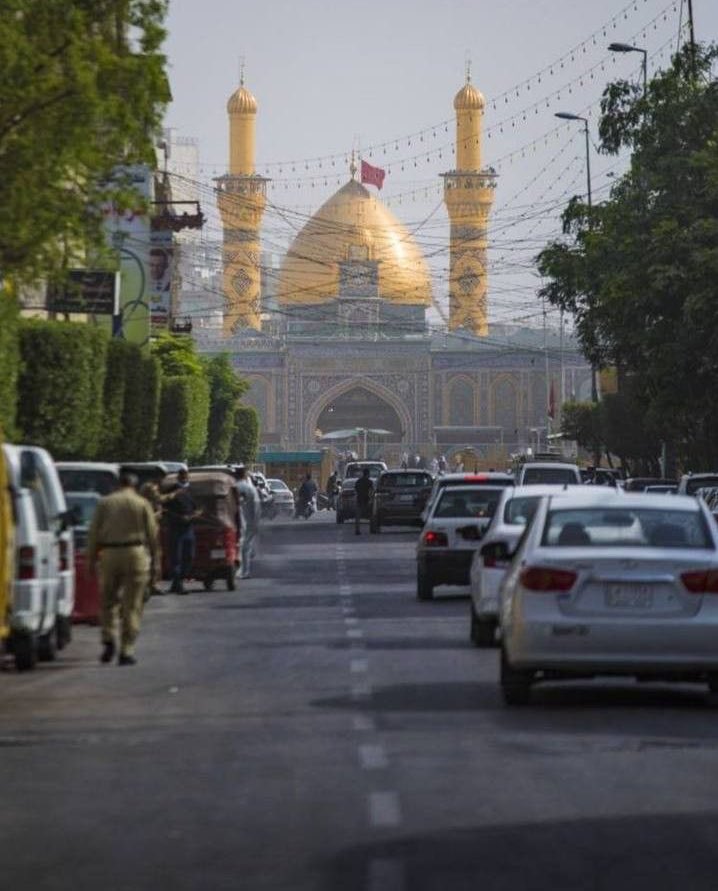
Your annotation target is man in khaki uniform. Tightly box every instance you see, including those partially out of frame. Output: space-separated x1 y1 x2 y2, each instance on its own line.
88 471 158 665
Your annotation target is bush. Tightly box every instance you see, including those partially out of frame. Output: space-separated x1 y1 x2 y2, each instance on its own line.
155 373 209 462
121 350 161 461
17 319 108 458
0 291 20 438
203 354 249 464
229 404 260 464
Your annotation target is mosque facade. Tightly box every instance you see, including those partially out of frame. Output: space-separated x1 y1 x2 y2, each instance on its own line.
207 75 592 465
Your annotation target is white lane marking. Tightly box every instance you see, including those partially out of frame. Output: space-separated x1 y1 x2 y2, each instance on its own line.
367 858 405 891
353 714 376 732
368 791 402 827
351 658 368 673
359 744 388 770
342 605 355 615
344 616 359 626
346 628 363 639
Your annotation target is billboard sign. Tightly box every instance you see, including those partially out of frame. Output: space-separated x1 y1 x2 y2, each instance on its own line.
149 229 173 333
47 271 120 315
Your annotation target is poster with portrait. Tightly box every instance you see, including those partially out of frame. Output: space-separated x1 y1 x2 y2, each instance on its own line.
149 230 173 333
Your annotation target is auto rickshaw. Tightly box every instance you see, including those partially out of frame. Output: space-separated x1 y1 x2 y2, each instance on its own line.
160 471 240 591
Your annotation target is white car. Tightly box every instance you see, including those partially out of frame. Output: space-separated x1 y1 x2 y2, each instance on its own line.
266 478 295 517
516 462 581 486
469 485 602 646
416 484 507 600
498 491 718 705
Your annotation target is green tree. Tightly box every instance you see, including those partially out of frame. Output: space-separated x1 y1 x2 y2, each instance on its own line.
229 405 260 465
122 351 161 460
0 0 170 283
0 290 20 438
537 44 718 469
153 334 210 462
560 401 603 460
17 319 108 458
202 354 249 463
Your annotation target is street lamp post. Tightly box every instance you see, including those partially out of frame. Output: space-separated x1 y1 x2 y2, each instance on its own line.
555 110 597 402
608 42 648 97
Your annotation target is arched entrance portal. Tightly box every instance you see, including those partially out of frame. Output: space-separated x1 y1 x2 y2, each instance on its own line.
316 386 404 456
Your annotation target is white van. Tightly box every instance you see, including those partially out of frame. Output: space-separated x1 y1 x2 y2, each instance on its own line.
517 462 582 486
2 445 61 669
24 447 75 648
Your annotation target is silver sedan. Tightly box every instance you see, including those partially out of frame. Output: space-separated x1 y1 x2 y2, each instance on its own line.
498 492 718 704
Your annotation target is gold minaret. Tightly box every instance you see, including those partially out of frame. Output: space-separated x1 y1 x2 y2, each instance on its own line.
217 71 268 334
441 68 496 335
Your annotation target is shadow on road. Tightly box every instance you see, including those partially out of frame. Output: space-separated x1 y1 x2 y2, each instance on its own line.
321 812 718 891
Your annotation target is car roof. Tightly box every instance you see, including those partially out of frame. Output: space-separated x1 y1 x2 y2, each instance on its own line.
545 492 701 511
520 462 579 471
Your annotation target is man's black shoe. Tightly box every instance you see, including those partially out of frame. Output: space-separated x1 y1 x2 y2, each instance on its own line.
118 654 137 666
100 641 115 664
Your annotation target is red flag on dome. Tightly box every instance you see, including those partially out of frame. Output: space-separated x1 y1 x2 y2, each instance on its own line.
361 159 386 190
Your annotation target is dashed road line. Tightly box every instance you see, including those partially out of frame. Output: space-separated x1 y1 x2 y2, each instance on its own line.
353 714 376 732
367 858 405 891
359 743 388 770
350 658 368 673
368 791 402 827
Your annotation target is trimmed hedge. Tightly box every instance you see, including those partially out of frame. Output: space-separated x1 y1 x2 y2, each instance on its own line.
0 291 20 438
202 354 248 464
155 374 209 462
120 349 161 461
228 404 260 464
17 319 108 458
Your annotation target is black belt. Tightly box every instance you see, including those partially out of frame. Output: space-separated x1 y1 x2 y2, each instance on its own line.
100 541 144 548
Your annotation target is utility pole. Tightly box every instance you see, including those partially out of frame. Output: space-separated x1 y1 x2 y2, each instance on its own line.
687 0 696 76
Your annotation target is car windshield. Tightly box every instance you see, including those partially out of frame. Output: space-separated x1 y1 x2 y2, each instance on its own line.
267 479 289 491
542 507 713 549
380 473 431 488
345 464 384 480
503 495 541 526
434 489 503 519
522 467 577 485
686 476 718 495
58 468 117 495
65 493 100 527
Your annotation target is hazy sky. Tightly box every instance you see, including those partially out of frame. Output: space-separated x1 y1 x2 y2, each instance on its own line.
163 0 715 328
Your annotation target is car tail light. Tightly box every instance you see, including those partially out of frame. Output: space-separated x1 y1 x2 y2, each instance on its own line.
59 539 69 572
18 546 35 580
519 566 577 592
464 474 489 482
423 530 448 547
681 570 718 593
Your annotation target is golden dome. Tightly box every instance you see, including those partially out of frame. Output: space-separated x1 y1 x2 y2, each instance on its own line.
227 84 257 115
277 179 432 306
454 79 485 111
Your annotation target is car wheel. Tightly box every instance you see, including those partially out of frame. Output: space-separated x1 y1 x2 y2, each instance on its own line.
56 615 72 650
13 633 38 671
500 646 533 705
470 606 496 647
203 576 215 592
225 567 236 591
417 565 433 601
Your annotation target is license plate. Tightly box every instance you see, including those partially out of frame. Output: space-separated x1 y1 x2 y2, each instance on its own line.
604 583 653 608
210 548 226 559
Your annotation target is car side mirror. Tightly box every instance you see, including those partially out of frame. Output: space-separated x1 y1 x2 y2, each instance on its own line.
457 524 482 541
480 540 512 562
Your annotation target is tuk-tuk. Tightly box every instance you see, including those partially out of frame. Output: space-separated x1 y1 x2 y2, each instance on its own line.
160 471 240 591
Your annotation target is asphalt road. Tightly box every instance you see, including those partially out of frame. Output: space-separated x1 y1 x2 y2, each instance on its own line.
1 511 718 890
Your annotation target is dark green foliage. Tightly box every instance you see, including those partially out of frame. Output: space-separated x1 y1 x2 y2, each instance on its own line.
202 354 249 464
0 291 20 438
229 405 260 465
152 334 209 462
0 1 170 284
17 319 108 458
100 340 160 460
560 401 603 457
538 44 718 469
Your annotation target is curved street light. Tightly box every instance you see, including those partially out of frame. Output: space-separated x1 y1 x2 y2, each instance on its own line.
608 42 648 96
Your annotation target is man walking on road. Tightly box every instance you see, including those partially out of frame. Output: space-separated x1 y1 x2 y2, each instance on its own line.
87 471 158 666
236 466 261 579
354 467 373 536
164 468 201 594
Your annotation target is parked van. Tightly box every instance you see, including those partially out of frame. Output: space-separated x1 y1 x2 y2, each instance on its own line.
2 445 61 669
0 433 14 641
24 447 75 648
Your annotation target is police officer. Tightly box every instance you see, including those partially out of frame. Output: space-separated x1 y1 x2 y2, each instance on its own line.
87 471 158 666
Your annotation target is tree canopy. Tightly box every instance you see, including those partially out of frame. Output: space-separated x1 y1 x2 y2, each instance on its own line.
538 44 718 469
0 0 170 283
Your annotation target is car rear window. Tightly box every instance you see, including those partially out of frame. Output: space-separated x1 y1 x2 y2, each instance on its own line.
380 473 432 488
685 476 718 495
522 467 579 485
58 469 118 495
434 489 503 519
503 495 541 526
542 507 713 549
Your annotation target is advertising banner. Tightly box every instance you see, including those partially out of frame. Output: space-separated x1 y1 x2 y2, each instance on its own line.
149 230 173 333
